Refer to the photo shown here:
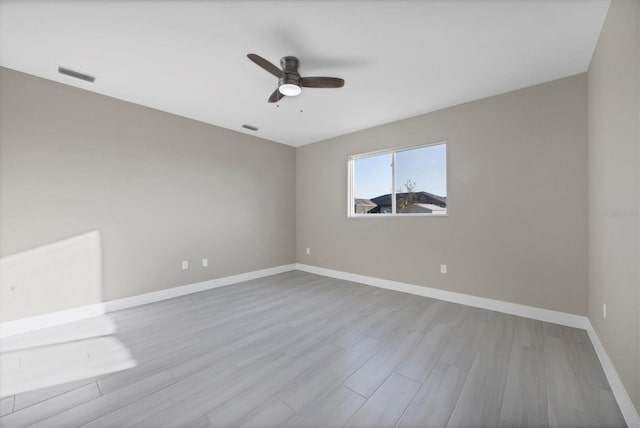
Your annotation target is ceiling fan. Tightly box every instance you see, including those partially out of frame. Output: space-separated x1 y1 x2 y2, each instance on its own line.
247 53 345 103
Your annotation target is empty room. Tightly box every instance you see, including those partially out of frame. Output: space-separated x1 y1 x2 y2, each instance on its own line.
0 0 638 427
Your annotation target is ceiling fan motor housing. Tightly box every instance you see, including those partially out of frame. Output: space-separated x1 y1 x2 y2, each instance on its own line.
246 53 344 102
279 56 300 86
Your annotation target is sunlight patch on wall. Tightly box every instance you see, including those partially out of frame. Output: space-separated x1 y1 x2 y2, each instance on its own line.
0 231 102 322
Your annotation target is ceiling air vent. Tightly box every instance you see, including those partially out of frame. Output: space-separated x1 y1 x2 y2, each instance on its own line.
242 124 259 131
57 66 96 83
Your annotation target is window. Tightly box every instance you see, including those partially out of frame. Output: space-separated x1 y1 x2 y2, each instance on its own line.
348 142 447 216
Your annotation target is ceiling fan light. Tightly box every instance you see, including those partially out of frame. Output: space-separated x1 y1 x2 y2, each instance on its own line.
279 83 301 97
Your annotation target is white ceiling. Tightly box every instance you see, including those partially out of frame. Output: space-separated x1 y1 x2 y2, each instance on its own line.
0 0 610 147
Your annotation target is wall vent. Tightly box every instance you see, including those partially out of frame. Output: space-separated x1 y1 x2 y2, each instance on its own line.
57 66 96 83
242 124 259 131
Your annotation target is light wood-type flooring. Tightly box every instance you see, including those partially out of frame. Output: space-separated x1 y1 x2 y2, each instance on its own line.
0 271 626 427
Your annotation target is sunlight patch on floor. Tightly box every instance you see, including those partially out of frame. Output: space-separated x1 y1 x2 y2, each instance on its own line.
1 324 136 397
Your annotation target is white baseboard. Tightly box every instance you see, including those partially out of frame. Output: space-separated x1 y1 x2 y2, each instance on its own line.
0 264 296 338
295 263 588 328
0 304 107 340
295 263 639 428
586 320 640 428
102 264 296 313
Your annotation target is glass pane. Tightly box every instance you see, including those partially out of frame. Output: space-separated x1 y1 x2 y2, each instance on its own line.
353 153 392 214
395 144 447 214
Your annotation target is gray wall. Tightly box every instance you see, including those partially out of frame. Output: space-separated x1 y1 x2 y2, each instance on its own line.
0 67 296 322
587 0 640 410
296 74 588 316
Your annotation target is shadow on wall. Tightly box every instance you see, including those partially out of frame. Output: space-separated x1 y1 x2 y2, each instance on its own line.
0 231 138 397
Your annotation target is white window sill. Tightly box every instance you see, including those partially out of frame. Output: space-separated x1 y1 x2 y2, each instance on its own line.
348 213 449 218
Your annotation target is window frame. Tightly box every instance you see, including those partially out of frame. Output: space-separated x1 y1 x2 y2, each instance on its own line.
347 140 449 218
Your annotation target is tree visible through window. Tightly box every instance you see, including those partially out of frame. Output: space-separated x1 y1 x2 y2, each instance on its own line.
350 142 447 216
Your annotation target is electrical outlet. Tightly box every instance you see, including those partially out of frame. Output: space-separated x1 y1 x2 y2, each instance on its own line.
603 303 607 320
306 248 311 255
440 264 447 274
181 260 189 270
202 258 208 267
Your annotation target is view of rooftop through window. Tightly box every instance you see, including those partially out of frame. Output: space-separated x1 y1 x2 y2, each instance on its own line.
352 143 447 215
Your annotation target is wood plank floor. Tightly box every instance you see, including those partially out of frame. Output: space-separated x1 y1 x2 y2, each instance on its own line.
0 271 626 427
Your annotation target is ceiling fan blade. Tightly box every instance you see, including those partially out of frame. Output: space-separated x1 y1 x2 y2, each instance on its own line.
268 88 285 103
247 54 283 78
300 77 345 88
